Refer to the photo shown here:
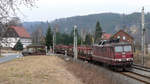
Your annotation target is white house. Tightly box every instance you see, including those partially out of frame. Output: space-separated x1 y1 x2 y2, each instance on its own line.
1 26 32 48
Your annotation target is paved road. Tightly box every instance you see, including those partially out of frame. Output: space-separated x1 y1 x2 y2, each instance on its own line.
0 53 22 63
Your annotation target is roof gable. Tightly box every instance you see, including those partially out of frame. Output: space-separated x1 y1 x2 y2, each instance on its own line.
112 30 134 40
10 26 30 38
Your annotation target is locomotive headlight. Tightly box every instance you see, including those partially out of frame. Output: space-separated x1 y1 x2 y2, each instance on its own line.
127 58 133 61
127 58 129 61
114 59 122 61
118 59 121 61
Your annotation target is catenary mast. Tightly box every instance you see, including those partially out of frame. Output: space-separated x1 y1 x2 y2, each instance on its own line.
74 25 78 60
141 7 145 65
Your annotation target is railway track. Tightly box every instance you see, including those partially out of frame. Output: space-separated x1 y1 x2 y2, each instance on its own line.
132 63 150 72
57 54 150 84
121 72 150 84
120 64 150 84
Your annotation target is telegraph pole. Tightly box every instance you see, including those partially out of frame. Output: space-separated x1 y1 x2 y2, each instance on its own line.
141 7 146 65
74 25 78 60
0 45 1 57
53 28 56 54
80 29 83 46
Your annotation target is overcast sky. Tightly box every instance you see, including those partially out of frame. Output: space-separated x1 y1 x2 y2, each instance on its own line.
19 0 150 22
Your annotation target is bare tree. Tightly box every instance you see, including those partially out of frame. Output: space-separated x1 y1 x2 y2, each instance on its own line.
7 17 22 26
0 0 37 22
32 27 45 45
0 0 37 36
0 0 37 55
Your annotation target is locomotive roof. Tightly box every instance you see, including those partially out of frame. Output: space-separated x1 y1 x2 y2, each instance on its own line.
93 42 131 47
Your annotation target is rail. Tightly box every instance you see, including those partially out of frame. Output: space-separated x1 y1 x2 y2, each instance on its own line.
120 63 150 84
132 63 150 72
120 72 150 84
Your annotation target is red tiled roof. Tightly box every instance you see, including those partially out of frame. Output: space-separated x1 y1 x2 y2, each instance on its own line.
102 33 112 40
10 26 30 38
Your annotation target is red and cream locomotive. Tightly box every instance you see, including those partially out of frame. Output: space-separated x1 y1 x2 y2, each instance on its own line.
54 39 133 70
92 41 133 70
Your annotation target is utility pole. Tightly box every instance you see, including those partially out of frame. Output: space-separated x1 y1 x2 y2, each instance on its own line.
80 29 83 46
141 7 146 65
53 27 56 54
0 45 1 57
74 25 78 60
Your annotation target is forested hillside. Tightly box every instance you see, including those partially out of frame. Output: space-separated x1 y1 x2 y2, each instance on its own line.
23 12 150 34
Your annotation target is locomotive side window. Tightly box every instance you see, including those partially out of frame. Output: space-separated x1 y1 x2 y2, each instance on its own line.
124 45 132 52
115 46 123 52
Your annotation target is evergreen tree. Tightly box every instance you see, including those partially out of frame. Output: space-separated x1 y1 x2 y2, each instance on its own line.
69 29 74 44
56 32 62 45
94 21 102 43
56 32 73 45
55 28 82 45
13 40 23 51
70 28 81 45
45 24 53 50
84 34 92 45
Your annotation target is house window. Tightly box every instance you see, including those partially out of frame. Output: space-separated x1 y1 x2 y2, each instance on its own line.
9 39 12 42
117 36 120 39
13 33 16 37
123 36 126 40
7 33 9 36
6 44 8 47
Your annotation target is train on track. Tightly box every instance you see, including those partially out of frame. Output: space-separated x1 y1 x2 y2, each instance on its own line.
54 39 133 71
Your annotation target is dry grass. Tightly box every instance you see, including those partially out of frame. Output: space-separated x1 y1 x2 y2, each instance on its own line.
65 60 114 84
134 50 150 67
0 56 83 84
145 54 150 67
133 50 142 64
0 56 4 58
0 55 114 84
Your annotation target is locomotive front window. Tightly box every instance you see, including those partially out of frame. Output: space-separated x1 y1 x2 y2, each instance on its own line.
124 45 132 52
115 46 123 52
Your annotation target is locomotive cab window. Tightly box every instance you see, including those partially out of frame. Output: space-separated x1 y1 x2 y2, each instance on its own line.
124 45 132 52
115 45 132 52
115 46 123 52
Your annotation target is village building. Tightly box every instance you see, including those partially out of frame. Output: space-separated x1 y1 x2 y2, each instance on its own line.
111 30 134 44
101 32 112 41
1 26 32 48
